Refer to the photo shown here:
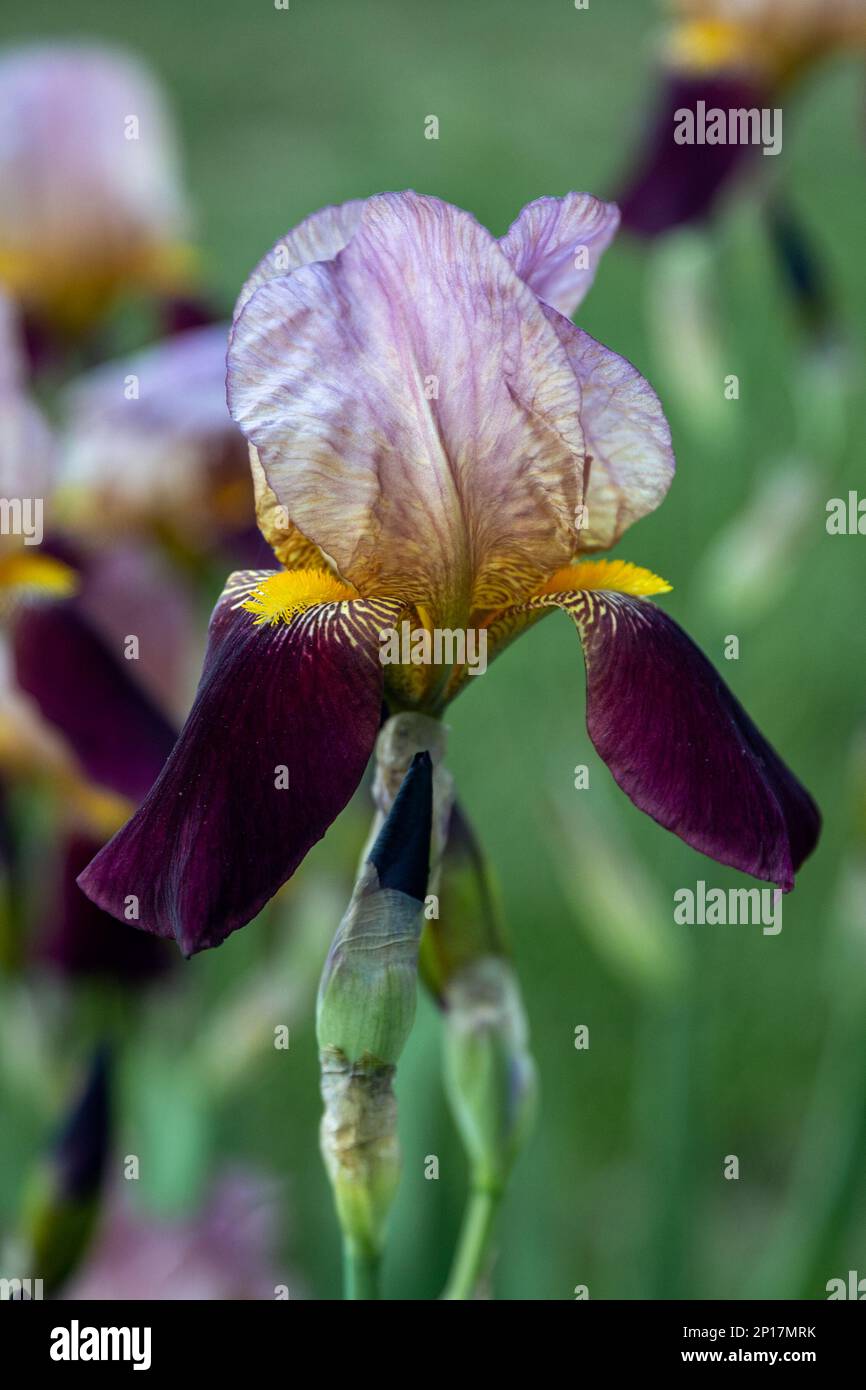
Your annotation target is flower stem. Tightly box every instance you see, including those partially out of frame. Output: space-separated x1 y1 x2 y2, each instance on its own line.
343 1240 382 1300
442 1186 501 1300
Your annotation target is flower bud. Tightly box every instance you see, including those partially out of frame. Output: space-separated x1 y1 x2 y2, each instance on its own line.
317 750 432 1066
317 751 433 1282
443 957 537 1195
421 800 508 1001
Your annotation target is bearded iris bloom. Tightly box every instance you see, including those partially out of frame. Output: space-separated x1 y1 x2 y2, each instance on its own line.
619 0 866 235
80 191 819 954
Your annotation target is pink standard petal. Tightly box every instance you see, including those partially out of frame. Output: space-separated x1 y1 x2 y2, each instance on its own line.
499 192 621 318
546 310 675 550
228 191 587 622
233 199 366 319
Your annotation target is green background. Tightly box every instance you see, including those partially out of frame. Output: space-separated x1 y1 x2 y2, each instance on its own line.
1 0 865 1300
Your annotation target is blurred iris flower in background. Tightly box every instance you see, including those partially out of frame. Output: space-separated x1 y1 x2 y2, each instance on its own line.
56 324 266 570
0 43 191 348
619 0 866 235
64 1168 291 1301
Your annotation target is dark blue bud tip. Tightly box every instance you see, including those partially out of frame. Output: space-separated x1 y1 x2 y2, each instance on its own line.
369 750 433 902
55 1044 112 1202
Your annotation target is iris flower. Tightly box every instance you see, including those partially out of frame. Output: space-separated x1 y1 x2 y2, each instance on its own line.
619 0 866 235
80 191 819 954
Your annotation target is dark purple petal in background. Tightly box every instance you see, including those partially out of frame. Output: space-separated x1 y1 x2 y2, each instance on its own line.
12 601 177 803
617 74 767 237
53 1045 111 1203
40 833 172 986
159 292 220 337
554 591 820 888
79 586 402 954
38 535 197 720
765 195 836 344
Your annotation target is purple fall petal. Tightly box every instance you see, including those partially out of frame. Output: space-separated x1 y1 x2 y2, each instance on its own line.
541 589 819 888
12 600 177 803
618 74 765 237
78 575 403 954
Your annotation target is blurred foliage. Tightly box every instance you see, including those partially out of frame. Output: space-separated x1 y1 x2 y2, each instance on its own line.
1 0 865 1299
